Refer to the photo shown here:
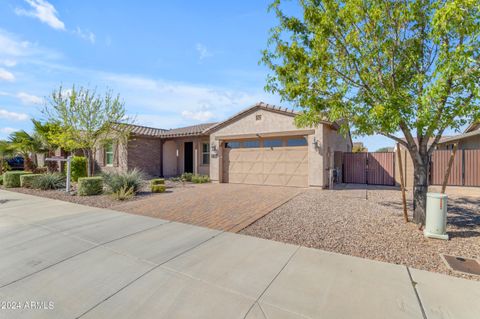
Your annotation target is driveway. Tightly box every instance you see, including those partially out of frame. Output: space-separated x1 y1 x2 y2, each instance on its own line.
114 183 303 232
1 190 480 319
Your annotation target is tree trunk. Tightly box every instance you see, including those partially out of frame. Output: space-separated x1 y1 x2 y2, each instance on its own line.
412 152 430 225
84 149 92 177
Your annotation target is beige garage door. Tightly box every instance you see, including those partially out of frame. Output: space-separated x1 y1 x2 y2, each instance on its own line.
222 137 308 187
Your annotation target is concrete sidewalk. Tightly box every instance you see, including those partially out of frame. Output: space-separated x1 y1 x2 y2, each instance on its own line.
0 190 479 319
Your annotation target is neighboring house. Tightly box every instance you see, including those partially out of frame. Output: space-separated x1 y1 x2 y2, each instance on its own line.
96 102 352 188
437 121 480 150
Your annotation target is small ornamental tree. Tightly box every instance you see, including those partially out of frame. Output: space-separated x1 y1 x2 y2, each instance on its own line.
43 86 132 176
262 0 480 225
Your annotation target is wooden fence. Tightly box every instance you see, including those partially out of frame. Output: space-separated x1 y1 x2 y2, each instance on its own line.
431 149 480 187
343 152 395 186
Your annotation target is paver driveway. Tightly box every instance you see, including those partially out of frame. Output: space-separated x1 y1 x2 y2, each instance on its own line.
114 183 303 232
1 190 480 319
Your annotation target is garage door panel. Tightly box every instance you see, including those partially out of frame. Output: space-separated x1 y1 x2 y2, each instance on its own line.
285 175 308 187
223 138 308 187
264 174 285 186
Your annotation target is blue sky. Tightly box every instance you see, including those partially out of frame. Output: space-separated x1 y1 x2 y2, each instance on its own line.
0 0 406 150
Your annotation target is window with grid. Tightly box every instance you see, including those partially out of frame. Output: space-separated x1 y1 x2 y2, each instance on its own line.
202 143 210 165
105 142 114 166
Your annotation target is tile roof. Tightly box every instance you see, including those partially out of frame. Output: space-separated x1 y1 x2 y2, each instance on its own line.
114 123 168 137
116 122 217 138
159 123 217 138
203 101 336 134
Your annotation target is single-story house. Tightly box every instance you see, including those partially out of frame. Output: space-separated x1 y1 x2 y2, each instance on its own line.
437 121 480 150
97 102 352 188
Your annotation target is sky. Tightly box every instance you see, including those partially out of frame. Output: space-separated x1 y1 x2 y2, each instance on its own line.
0 0 436 151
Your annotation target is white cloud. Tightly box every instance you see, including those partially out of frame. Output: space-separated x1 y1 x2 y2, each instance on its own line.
0 68 15 81
0 109 29 121
0 127 17 134
15 0 65 31
196 43 213 60
0 59 17 67
0 29 62 64
181 110 216 122
103 73 267 122
73 27 96 44
16 92 43 105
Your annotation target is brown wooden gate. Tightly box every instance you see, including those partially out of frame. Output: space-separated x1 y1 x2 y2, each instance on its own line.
368 152 395 185
343 152 367 184
343 152 395 185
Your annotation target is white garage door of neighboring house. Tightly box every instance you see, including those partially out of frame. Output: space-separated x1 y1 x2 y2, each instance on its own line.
222 136 308 187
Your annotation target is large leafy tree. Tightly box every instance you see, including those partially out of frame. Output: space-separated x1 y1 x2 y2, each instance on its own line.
8 130 45 171
263 0 480 225
42 86 131 176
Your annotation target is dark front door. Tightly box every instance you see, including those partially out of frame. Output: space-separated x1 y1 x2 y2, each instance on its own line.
184 142 194 173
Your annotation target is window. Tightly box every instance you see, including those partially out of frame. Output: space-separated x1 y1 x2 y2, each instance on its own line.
256 114 262 121
263 139 283 148
287 137 308 147
202 143 210 165
225 141 242 148
105 142 114 166
243 140 260 148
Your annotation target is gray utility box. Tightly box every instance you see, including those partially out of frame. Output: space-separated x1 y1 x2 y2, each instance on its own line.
424 193 449 240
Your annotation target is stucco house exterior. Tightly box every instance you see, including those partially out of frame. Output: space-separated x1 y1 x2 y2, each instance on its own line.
96 102 352 188
437 121 480 150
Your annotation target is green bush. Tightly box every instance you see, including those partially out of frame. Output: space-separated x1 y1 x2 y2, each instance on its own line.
78 177 104 196
112 185 134 201
150 178 165 185
32 173 66 190
20 174 43 188
71 156 88 182
151 184 166 193
102 169 145 194
181 172 193 182
191 175 210 183
3 171 31 188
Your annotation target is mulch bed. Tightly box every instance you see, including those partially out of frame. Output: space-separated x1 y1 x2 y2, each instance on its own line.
240 185 480 280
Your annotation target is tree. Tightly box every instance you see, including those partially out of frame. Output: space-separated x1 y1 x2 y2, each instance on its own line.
42 86 131 176
352 142 367 152
376 147 393 152
262 0 480 225
8 130 44 171
31 119 63 172
0 140 14 174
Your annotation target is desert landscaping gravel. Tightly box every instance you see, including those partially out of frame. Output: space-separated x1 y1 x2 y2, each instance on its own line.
241 185 480 280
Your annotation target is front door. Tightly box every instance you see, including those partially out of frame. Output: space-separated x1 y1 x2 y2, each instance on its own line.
184 142 193 173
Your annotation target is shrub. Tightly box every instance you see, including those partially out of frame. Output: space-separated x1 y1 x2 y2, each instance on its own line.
78 177 103 196
151 184 166 193
3 171 31 188
20 174 43 188
0 175 3 185
32 167 48 174
191 175 210 183
32 173 66 190
150 178 165 185
71 156 88 182
181 172 193 182
112 185 134 201
102 169 145 194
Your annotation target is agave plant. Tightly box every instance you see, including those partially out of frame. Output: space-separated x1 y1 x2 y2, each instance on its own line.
102 168 145 194
32 173 66 190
